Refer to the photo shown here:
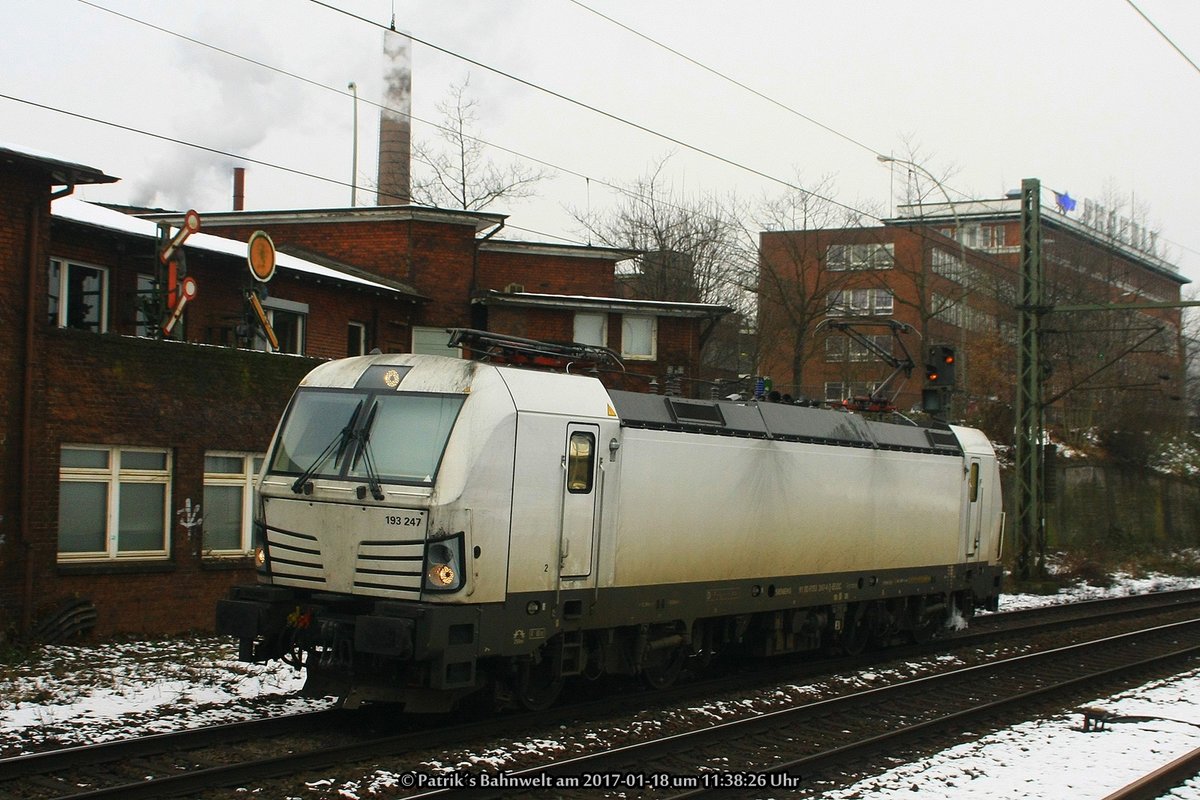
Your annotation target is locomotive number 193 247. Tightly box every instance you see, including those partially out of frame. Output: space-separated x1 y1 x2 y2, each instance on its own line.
384 512 425 527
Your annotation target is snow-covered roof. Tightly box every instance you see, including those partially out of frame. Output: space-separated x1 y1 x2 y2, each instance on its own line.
51 197 410 295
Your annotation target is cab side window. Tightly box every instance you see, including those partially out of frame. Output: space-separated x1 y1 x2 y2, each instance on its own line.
567 433 595 494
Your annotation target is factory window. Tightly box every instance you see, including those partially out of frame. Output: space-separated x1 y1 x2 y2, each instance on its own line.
253 297 307 354
48 259 108 333
826 243 894 271
823 382 844 403
348 321 368 356
567 432 595 494
825 336 847 362
412 326 463 357
621 315 657 360
574 312 607 347
57 446 171 561
203 452 265 555
826 288 894 317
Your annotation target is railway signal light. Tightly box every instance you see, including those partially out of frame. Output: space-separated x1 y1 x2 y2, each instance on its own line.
925 345 956 387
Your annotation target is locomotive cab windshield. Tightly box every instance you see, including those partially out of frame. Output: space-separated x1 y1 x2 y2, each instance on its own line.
270 388 465 488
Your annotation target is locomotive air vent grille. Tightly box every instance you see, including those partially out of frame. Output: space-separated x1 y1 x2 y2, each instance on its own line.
266 526 326 585
354 537 425 596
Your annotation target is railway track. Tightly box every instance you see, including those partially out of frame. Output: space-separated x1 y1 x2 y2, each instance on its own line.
1101 745 1200 800
3 588 1200 799
405 617 1200 799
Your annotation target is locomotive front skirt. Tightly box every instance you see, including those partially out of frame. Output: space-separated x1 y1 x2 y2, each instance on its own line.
217 354 1003 711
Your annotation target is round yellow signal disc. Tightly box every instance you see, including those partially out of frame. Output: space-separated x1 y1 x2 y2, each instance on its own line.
247 230 276 282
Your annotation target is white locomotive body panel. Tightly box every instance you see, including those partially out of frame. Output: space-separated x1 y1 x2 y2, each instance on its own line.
608 429 965 588
218 353 1004 711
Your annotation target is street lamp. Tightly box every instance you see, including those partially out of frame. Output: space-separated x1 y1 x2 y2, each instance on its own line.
349 81 359 206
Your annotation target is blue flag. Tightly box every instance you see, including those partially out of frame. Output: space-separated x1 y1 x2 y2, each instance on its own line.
1054 191 1077 213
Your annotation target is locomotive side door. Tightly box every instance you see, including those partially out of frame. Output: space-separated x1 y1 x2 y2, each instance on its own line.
964 457 984 558
559 422 600 579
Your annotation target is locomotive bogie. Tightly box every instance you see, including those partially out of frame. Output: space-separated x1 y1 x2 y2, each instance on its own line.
216 354 1003 710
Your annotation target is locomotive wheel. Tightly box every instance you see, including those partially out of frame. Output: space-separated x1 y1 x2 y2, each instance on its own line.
513 655 563 711
641 645 686 689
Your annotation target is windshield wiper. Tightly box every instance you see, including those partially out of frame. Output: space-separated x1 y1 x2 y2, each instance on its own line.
350 401 385 500
290 399 364 494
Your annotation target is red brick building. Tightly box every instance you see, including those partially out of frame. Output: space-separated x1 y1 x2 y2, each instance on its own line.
0 144 728 639
757 195 1189 437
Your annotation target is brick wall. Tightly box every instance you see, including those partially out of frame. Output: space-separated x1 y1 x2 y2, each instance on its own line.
477 249 615 297
21 330 317 636
0 168 48 632
202 218 481 333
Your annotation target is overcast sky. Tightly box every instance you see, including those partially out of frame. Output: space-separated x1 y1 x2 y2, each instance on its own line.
6 0 1200 285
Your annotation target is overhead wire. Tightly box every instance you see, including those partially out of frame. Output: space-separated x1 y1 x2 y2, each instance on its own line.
0 91 591 246
32 2 1200 287
563 0 887 160
303 0 876 222
1124 0 1200 77
67 0 797 250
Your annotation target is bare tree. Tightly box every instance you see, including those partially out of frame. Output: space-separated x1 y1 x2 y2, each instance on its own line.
411 76 550 211
571 159 756 387
573 158 752 307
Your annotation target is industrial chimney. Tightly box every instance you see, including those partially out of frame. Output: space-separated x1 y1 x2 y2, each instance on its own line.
232 167 245 211
376 31 412 206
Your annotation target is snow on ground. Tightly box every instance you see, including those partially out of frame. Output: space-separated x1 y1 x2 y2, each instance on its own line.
822 669 1200 799
3 573 1200 798
0 637 330 754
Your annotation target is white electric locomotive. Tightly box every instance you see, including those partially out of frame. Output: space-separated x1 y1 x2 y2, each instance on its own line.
217 352 1004 711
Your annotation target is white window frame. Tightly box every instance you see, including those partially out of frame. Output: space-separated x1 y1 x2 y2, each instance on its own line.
57 445 171 561
203 452 264 556
826 243 894 271
411 326 463 357
573 312 608 347
621 315 657 360
49 258 109 333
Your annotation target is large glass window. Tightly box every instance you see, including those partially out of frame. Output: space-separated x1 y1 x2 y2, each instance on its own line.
621 315 657 360
826 288 893 317
58 446 170 560
203 452 264 554
826 243 894 271
48 259 108 332
573 313 607 347
269 389 466 487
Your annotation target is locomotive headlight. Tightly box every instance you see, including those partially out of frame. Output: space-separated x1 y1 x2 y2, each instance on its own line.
252 520 270 575
423 535 465 593
428 562 456 587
